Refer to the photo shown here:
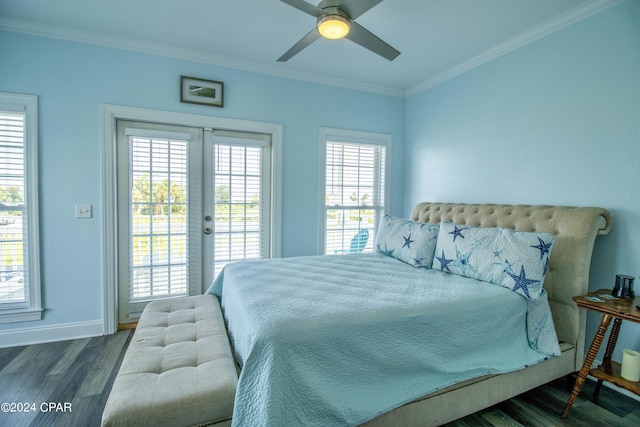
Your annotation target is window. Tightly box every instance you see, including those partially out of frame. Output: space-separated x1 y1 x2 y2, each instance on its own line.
319 127 389 255
0 92 41 323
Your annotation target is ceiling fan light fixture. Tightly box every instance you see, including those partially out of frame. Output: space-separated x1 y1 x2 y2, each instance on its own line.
317 14 350 39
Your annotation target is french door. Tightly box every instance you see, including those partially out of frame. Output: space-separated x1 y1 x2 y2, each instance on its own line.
116 120 271 324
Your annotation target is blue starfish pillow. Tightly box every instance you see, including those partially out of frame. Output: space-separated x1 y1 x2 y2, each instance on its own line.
375 215 439 268
433 222 554 299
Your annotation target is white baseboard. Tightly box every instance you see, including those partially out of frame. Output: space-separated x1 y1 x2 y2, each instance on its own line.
0 320 104 348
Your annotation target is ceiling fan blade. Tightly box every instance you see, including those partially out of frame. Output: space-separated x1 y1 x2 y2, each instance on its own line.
346 21 400 61
280 0 324 17
277 28 322 62
339 0 383 20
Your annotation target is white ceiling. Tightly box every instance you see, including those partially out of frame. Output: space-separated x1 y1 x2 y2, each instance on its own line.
0 0 619 96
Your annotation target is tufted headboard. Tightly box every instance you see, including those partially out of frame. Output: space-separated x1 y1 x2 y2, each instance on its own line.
410 202 612 366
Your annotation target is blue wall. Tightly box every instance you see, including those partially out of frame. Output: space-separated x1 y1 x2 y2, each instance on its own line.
405 1 640 364
2 0 639 373
0 31 405 336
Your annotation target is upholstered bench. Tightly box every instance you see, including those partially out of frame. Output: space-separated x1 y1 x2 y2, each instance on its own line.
101 294 238 427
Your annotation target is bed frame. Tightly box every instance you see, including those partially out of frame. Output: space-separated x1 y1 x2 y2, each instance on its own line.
362 202 612 427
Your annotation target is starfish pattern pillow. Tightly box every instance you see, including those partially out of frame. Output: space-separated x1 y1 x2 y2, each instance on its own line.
433 221 554 299
375 215 439 268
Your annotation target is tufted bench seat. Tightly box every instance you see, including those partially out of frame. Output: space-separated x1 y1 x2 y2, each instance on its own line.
102 294 238 427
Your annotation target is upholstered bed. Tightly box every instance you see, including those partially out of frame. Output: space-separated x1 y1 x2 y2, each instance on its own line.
211 202 612 426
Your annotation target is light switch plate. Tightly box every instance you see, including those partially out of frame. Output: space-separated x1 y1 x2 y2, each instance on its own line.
75 204 92 218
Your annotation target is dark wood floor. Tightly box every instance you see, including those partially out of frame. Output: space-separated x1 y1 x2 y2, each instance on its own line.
0 330 132 427
1 331 639 426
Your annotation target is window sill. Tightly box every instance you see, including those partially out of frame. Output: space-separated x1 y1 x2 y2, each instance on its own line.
0 308 43 324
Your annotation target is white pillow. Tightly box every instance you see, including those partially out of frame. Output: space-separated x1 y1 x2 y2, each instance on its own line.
433 222 554 299
375 215 439 268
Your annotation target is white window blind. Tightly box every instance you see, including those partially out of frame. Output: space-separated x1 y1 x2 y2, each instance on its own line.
212 131 271 278
0 93 41 323
320 129 388 255
126 129 191 312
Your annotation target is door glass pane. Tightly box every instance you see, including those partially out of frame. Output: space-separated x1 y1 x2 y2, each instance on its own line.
129 135 189 301
213 143 264 277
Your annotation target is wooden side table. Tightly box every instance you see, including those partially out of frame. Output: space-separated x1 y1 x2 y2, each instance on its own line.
561 288 640 417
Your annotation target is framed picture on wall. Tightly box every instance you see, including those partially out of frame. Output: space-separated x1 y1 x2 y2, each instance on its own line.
180 76 224 107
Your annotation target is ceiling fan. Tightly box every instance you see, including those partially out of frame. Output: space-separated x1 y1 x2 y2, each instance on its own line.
278 0 400 62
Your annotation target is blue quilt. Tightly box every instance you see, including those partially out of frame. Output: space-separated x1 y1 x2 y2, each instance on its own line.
208 253 559 426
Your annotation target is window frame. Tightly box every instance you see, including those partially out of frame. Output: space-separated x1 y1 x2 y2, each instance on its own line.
0 92 42 324
318 127 391 255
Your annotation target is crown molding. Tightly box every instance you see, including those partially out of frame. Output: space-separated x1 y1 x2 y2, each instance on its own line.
0 17 405 98
405 0 623 97
0 0 621 100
